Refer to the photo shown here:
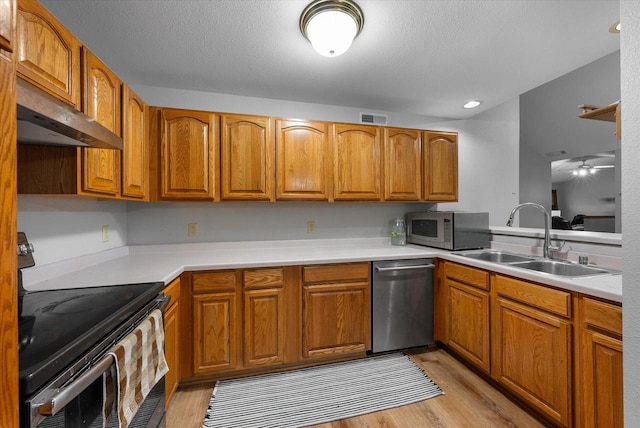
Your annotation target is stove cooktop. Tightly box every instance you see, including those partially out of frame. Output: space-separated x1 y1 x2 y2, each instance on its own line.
18 282 164 398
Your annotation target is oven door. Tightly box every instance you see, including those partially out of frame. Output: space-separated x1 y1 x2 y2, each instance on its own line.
31 371 165 428
21 293 170 428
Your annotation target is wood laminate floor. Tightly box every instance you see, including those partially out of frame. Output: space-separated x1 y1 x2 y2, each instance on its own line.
166 348 545 428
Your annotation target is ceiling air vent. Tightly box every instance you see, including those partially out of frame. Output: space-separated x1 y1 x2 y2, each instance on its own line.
360 113 387 125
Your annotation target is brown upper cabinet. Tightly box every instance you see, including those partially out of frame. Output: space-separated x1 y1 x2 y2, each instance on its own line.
423 131 458 201
333 123 382 201
1 0 15 54
158 108 219 201
275 119 332 201
220 114 274 201
16 0 81 108
121 84 149 200
383 127 422 201
80 47 122 196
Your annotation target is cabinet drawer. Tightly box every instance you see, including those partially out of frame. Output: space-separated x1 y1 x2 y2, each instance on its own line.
445 262 489 290
192 271 237 294
164 277 181 307
583 297 622 336
494 275 571 318
243 268 283 290
303 262 370 284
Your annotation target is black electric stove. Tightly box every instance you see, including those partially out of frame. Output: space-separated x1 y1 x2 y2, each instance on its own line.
19 281 165 397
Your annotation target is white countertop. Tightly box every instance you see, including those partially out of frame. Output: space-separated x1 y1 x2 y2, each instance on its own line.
21 238 622 303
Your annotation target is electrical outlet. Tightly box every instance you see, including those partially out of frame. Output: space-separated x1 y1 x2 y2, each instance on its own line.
101 225 110 242
188 223 198 237
307 221 316 234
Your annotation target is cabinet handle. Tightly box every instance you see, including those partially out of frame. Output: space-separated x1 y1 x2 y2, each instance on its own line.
375 264 434 272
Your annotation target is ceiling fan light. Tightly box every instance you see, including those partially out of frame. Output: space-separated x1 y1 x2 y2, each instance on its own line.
300 0 364 58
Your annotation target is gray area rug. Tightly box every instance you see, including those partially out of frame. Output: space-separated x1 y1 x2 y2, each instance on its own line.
202 352 444 428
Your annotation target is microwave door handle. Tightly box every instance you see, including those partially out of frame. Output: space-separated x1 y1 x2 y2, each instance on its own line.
35 353 114 417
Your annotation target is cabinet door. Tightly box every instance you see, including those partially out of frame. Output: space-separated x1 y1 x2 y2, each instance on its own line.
221 114 273 201
243 287 285 367
423 131 458 201
192 291 240 374
160 109 218 200
383 127 421 201
243 268 286 367
447 279 490 373
80 48 121 195
582 331 623 428
276 119 332 201
16 0 81 107
163 277 181 408
0 2 19 425
302 281 371 359
333 123 382 201
164 299 179 408
121 85 148 199
1 0 14 53
492 297 571 427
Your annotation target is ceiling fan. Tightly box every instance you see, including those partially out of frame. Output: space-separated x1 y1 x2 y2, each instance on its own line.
572 160 614 176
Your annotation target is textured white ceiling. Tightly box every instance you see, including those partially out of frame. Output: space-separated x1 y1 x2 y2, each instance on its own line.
40 0 620 120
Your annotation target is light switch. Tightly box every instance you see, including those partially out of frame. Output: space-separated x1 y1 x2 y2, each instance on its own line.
188 223 198 237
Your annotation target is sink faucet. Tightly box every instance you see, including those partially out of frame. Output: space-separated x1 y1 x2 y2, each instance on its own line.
506 202 561 259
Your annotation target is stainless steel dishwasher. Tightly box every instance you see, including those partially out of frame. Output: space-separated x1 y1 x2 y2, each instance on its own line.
372 259 435 353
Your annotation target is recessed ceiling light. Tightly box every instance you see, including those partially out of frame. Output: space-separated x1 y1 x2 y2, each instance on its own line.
463 100 483 109
609 21 620 33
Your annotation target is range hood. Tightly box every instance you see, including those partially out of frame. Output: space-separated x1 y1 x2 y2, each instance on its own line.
16 78 123 150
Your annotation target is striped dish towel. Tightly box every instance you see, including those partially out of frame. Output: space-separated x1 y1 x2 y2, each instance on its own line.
105 309 168 427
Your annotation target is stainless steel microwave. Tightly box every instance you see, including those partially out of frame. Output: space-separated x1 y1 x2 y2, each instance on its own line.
406 211 490 250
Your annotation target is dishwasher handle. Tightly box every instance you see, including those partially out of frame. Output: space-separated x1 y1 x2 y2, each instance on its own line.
375 264 434 272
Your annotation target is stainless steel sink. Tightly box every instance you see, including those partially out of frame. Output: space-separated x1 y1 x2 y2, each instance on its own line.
459 251 534 264
458 250 618 277
508 259 617 277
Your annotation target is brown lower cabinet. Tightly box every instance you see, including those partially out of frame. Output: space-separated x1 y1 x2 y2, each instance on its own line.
436 260 624 428
301 263 371 359
577 297 623 428
182 262 371 384
163 277 181 408
491 274 572 427
439 261 490 373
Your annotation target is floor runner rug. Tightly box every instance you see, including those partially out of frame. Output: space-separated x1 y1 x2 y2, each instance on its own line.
202 352 444 428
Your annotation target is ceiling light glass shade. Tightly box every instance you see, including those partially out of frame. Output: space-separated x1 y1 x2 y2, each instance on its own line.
300 0 364 57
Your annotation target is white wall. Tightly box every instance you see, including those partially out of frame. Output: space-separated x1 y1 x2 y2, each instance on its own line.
519 140 551 228
17 196 127 266
426 98 521 226
621 2 640 424
519 51 620 229
554 168 616 231
126 201 427 245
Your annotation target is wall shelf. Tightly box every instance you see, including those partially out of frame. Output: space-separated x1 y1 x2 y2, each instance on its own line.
578 103 621 139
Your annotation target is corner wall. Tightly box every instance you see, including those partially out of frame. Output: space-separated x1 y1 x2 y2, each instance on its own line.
621 1 640 424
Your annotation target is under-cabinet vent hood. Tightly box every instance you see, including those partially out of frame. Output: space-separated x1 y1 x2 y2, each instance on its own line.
16 78 123 150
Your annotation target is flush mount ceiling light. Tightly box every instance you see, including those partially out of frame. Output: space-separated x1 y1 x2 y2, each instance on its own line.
300 0 364 57
463 100 483 109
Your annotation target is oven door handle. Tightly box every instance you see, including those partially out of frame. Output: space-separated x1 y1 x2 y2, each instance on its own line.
36 353 114 417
